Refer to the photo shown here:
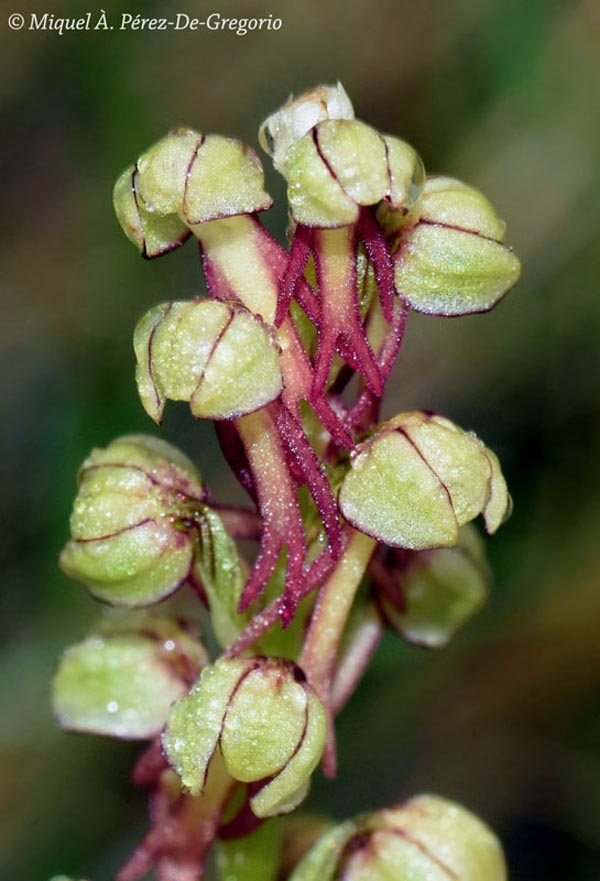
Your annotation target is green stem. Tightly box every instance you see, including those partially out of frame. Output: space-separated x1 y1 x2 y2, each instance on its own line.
299 529 376 773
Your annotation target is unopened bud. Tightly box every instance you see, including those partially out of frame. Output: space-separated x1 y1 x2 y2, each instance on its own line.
163 656 327 817
377 525 490 649
60 435 205 605
134 300 283 422
339 411 510 550
290 794 506 881
132 128 272 226
380 176 521 315
283 119 424 227
259 83 355 174
52 611 206 739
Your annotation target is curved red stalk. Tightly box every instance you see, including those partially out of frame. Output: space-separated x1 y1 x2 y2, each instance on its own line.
277 224 384 397
276 223 313 326
311 226 383 398
356 207 396 323
275 212 398 403
275 403 342 556
347 300 408 432
225 534 349 659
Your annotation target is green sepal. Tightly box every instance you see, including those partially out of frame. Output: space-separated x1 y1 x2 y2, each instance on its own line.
288 820 358 881
284 119 424 227
163 658 326 817
113 166 190 258
52 611 206 739
338 412 511 550
290 794 507 881
60 435 205 607
286 131 358 227
183 135 272 225
134 128 272 223
381 176 521 316
163 656 249 796
381 525 490 649
394 223 521 315
133 300 283 423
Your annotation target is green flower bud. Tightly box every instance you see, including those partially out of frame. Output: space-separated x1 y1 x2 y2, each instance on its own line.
284 119 424 227
378 525 490 649
113 165 190 258
380 176 521 315
290 794 506 881
259 82 355 174
60 435 206 605
132 128 271 225
163 657 327 818
338 411 510 550
52 611 206 739
134 300 283 422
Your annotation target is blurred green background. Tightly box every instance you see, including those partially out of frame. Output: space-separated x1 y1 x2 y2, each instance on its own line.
1 0 599 878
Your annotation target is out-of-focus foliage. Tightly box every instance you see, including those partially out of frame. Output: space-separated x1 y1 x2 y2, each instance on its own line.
1 0 599 878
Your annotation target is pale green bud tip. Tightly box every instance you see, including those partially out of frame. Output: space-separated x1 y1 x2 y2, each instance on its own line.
259 82 355 174
290 794 506 881
131 128 271 225
134 299 283 422
52 612 206 739
338 411 510 550
381 176 521 315
381 525 490 649
113 165 190 258
60 435 206 606
162 657 327 817
285 119 424 227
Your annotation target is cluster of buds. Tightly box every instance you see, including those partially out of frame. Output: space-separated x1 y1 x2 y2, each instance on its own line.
53 83 521 880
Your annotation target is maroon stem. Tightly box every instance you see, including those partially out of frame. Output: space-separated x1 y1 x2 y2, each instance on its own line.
311 226 383 398
347 300 408 432
356 207 396 323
